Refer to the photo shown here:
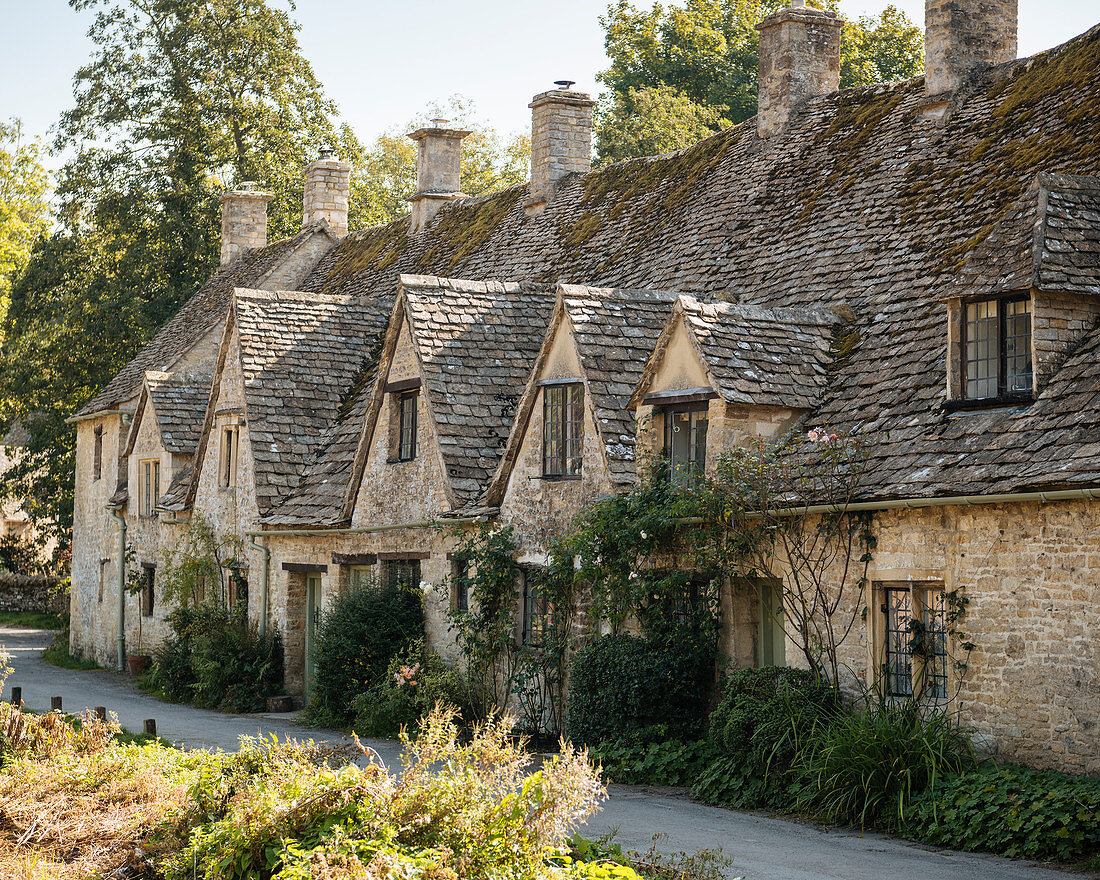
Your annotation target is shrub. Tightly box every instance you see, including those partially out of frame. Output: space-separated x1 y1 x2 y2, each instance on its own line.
567 634 711 747
699 666 838 808
793 699 976 829
350 640 478 737
150 603 284 712
906 764 1100 862
311 579 424 722
594 733 713 786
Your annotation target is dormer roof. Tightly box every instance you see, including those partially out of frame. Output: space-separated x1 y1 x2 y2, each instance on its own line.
144 371 211 454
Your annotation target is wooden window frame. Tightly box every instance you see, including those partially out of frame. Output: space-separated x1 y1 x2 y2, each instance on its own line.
957 294 1033 406
93 426 103 482
383 557 421 592
396 390 418 462
520 568 549 649
220 424 239 489
875 581 950 702
451 555 470 612
662 401 709 483
542 382 584 479
140 459 160 518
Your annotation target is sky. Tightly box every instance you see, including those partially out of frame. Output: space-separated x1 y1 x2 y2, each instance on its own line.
1 0 1098 167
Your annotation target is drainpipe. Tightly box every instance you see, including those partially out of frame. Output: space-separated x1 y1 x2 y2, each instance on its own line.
106 505 127 671
246 535 270 637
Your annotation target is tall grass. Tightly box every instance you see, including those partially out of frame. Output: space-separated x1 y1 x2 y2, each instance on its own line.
793 696 976 829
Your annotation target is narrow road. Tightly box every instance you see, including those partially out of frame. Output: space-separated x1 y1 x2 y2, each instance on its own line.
1 626 1088 880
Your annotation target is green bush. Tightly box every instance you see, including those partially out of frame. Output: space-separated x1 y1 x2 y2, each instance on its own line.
567 634 711 747
594 732 713 786
311 580 424 722
906 764 1100 862
150 603 284 712
793 699 976 829
699 666 838 808
351 640 477 738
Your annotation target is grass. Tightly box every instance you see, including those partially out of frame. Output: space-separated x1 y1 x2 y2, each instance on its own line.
0 611 66 630
41 629 101 671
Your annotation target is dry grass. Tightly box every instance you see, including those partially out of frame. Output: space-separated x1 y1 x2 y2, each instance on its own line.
0 705 190 879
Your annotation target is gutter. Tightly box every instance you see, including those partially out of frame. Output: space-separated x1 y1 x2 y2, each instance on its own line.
105 505 127 671
244 515 488 539
246 535 271 637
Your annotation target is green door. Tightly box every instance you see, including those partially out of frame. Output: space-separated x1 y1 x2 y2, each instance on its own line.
759 581 786 667
304 575 322 701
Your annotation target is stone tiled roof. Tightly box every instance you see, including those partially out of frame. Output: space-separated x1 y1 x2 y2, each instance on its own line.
234 289 392 515
558 286 681 485
76 226 326 418
401 276 557 508
145 372 211 455
955 172 1100 297
159 461 193 512
671 296 839 410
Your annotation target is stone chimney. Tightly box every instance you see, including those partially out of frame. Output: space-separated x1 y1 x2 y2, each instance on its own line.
220 182 272 267
756 1 843 138
526 82 595 216
407 119 471 234
924 0 1017 98
303 146 351 237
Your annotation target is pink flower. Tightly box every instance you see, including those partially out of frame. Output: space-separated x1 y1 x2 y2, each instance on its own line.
808 429 822 442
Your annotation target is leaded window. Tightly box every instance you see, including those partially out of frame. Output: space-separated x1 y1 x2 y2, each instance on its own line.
521 570 548 648
542 383 584 477
398 391 418 461
141 460 160 518
384 558 420 592
964 297 1032 400
883 586 913 698
664 405 708 483
921 589 949 700
882 583 949 701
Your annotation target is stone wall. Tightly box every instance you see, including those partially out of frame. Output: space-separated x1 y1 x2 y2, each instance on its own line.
527 88 594 213
0 574 66 614
302 158 350 238
925 0 1018 96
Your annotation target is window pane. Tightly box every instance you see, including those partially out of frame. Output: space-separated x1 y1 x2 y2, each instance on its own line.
399 392 418 460
543 386 563 475
922 589 949 700
386 559 420 591
349 565 373 592
1004 298 1032 394
884 587 913 697
564 384 584 476
691 411 708 472
667 410 693 483
965 300 998 399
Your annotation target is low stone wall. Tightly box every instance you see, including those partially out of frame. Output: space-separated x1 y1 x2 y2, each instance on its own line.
0 574 67 614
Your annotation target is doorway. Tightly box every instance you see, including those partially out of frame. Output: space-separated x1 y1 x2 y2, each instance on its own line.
758 580 786 667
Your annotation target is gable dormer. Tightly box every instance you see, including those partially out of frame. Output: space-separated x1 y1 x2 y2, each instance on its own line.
630 296 838 478
948 173 1100 407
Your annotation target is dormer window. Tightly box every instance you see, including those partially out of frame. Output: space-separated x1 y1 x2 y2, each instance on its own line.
220 424 239 488
963 296 1032 401
542 382 583 478
140 459 160 517
398 391 418 461
664 404 708 483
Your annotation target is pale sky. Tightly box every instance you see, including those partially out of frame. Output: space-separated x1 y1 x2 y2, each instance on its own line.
2 0 1097 166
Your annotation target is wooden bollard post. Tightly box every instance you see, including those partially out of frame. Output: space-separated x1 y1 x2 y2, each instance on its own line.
143 719 156 737
51 696 62 712
10 687 20 706
95 706 107 722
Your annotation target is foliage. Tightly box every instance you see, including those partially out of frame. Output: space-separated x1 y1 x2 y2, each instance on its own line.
42 629 101 670
712 429 874 684
159 707 607 880
350 639 478 738
157 514 242 608
905 764 1100 862
595 0 923 162
150 603 283 712
0 611 66 630
0 119 50 315
310 576 424 723
701 666 838 806
566 634 712 747
630 835 737 880
792 697 976 829
595 734 713 786
0 534 39 576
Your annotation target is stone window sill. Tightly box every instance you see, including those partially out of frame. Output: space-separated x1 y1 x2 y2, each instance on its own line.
944 392 1033 414
539 474 582 482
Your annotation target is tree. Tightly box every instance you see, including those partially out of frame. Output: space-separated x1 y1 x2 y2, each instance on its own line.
595 0 923 162
0 0 350 549
0 120 50 322
352 96 529 228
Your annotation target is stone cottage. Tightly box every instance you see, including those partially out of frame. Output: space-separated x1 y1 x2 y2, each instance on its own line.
68 0 1100 773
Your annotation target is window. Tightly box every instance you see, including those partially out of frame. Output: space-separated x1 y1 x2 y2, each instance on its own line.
758 580 786 668
881 583 948 700
140 459 160 517
520 569 549 648
451 556 470 612
963 297 1032 400
349 564 375 592
384 558 421 591
140 565 155 617
397 391 418 461
542 383 584 477
93 426 103 482
229 572 248 609
220 425 239 488
664 405 708 483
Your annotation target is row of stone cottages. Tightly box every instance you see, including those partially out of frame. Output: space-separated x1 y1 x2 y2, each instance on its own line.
68 0 1100 773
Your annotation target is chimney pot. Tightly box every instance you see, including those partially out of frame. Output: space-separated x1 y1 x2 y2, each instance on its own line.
407 123 471 233
526 84 594 216
756 4 843 138
220 184 273 267
302 149 351 237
